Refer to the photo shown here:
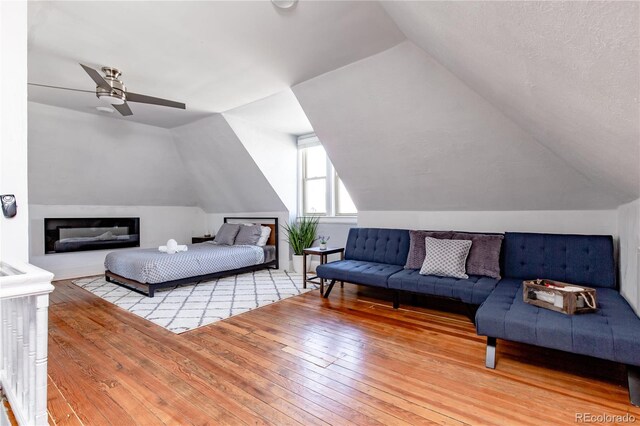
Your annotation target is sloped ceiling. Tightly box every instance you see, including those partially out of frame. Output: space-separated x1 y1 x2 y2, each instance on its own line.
27 1 404 128
381 1 639 202
224 89 313 136
28 102 198 206
293 41 622 211
170 114 287 213
223 114 298 214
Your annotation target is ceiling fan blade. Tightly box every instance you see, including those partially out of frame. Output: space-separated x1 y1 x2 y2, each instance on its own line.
126 92 186 109
112 102 133 116
79 63 111 90
28 83 95 94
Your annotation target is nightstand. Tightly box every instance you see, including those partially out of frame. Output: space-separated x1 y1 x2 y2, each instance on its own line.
192 236 215 244
302 246 345 294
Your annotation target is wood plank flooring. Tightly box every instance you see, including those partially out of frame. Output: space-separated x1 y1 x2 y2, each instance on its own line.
47 279 640 425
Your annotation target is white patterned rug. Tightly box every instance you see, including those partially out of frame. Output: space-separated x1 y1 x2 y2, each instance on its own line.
72 270 317 334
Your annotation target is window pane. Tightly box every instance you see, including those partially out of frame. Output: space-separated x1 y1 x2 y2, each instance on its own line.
304 178 326 214
337 178 357 215
305 146 326 178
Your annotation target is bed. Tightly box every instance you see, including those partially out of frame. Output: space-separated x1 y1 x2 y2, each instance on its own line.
104 217 279 297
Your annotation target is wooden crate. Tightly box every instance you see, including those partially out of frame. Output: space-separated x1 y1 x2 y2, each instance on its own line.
523 279 597 315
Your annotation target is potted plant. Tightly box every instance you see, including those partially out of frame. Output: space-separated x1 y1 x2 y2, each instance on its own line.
282 216 319 273
318 235 330 250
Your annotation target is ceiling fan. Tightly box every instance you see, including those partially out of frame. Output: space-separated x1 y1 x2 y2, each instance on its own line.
28 63 186 116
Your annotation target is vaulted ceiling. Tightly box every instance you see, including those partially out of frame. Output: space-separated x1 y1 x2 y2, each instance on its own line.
26 1 639 213
381 1 639 202
27 1 404 127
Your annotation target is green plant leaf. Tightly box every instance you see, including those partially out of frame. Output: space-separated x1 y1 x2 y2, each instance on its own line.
281 216 319 255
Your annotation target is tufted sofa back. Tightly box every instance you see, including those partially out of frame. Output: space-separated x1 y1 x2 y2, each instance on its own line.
502 232 616 289
345 228 410 266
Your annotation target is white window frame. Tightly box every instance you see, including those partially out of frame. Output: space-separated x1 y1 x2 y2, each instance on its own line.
297 134 357 221
334 172 357 217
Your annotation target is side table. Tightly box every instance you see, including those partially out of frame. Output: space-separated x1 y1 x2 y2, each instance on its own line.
302 247 345 294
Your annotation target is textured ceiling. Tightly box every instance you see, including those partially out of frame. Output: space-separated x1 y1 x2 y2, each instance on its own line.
224 89 312 136
170 114 287 213
294 42 623 211
382 1 640 202
27 1 404 128
25 1 638 214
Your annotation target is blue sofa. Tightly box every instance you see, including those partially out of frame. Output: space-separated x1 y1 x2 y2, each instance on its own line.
317 228 640 405
317 228 500 308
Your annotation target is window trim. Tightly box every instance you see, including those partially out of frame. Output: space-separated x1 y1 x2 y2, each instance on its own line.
301 149 327 215
334 172 357 217
297 135 357 218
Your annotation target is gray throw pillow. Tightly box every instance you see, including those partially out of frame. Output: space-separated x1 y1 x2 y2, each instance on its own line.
405 230 454 269
234 224 262 245
452 232 504 279
420 237 472 279
214 223 241 245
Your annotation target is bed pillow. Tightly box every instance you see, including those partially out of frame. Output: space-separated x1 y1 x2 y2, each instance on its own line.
234 224 262 245
214 223 241 245
405 230 454 269
256 226 272 247
420 237 472 279
451 232 504 279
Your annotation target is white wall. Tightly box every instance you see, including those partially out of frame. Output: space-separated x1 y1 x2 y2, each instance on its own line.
171 115 287 213
618 199 639 314
358 210 617 236
223 115 298 213
0 1 29 263
28 102 197 206
29 204 206 280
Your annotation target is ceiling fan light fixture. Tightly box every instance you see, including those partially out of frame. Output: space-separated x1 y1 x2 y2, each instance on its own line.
272 0 297 9
98 92 125 105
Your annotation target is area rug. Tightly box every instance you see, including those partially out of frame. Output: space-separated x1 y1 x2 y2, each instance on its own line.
72 270 316 334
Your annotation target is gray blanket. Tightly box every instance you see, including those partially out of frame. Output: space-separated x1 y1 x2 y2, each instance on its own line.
104 243 265 284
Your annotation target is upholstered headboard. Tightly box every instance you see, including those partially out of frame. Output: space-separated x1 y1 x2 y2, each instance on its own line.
502 232 616 289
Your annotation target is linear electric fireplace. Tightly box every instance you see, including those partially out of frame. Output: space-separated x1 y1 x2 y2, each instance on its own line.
44 217 140 254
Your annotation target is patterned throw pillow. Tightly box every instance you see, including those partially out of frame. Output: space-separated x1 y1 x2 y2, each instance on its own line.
420 237 472 279
405 230 455 269
452 233 504 279
214 223 241 245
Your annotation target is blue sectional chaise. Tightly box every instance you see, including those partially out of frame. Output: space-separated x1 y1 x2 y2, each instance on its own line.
316 228 640 405
476 232 640 406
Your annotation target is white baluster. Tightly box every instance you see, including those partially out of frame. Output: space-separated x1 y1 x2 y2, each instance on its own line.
9 299 16 396
16 297 24 412
28 296 37 422
0 261 54 426
33 294 50 425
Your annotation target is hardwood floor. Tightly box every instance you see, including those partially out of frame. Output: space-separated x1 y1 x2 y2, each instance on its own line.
47 279 640 425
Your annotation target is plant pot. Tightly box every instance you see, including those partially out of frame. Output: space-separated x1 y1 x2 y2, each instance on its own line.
319 243 327 250
291 254 310 274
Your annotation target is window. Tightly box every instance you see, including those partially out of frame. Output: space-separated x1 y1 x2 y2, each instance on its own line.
299 135 357 217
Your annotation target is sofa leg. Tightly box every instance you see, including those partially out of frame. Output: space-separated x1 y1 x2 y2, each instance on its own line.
486 337 496 369
628 365 640 407
322 279 336 299
392 291 400 309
